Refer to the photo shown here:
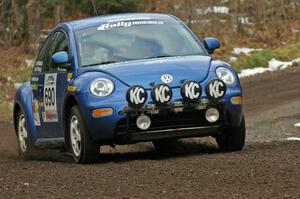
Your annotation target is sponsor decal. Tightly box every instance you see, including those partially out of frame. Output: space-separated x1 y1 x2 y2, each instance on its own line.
33 60 42 73
38 99 44 108
31 84 38 90
31 76 39 82
42 111 58 122
97 20 164 31
126 85 147 108
32 99 41 126
36 61 43 67
180 80 202 102
43 74 58 122
151 84 172 105
205 79 227 99
161 74 173 84
67 73 73 81
67 85 76 92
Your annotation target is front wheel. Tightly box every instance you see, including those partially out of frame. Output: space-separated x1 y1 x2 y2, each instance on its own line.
216 116 246 151
68 106 100 164
16 110 34 159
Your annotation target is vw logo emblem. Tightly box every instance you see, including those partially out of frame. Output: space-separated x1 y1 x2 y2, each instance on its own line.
161 74 173 84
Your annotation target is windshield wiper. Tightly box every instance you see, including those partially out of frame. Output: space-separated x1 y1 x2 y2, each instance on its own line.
143 55 175 60
82 61 117 67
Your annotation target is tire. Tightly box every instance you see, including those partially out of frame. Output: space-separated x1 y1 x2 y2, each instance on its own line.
216 115 246 151
152 139 179 152
16 110 35 160
68 106 100 164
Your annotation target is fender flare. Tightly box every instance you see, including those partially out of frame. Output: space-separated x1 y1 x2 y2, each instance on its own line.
13 82 38 146
61 93 80 149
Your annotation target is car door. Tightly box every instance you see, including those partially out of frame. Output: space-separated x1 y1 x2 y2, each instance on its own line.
32 30 71 138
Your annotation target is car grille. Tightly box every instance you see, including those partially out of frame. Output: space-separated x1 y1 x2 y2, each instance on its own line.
115 105 225 135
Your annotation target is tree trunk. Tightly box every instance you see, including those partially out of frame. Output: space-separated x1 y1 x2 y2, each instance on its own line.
11 0 27 45
26 0 41 48
54 0 65 24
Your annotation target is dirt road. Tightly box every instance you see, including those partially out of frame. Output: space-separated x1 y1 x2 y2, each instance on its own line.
0 66 300 198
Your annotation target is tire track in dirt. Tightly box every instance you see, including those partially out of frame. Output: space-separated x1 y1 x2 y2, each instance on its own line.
241 66 300 141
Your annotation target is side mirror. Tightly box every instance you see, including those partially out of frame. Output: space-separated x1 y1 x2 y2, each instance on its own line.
203 38 221 54
52 51 71 69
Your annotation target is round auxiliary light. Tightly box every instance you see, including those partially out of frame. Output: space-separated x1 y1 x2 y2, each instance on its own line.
126 85 147 108
151 84 172 105
205 79 227 100
136 115 151 130
180 80 202 102
205 108 220 123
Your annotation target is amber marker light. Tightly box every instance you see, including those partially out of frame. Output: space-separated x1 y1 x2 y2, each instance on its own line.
230 96 243 105
92 108 113 118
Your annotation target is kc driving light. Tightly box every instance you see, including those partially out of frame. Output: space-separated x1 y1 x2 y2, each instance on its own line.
216 67 236 85
136 115 151 130
90 78 114 97
205 108 220 123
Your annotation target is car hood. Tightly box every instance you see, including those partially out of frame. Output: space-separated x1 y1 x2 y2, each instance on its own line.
87 56 212 89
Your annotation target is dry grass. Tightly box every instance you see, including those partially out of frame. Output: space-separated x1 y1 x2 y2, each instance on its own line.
0 48 34 121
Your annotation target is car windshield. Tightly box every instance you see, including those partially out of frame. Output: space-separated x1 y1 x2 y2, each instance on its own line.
75 18 206 67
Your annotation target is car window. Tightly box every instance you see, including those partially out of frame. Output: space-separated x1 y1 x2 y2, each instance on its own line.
75 19 206 67
44 31 69 72
34 32 55 73
35 31 69 73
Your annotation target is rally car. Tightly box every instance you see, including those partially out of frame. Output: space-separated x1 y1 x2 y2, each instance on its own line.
13 13 245 164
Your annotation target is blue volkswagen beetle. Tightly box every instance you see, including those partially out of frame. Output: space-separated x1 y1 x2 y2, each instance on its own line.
13 13 245 163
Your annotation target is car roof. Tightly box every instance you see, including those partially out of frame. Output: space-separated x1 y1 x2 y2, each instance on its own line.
65 13 177 31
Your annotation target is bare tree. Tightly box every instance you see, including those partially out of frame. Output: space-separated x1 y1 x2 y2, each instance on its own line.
54 0 65 24
26 0 41 47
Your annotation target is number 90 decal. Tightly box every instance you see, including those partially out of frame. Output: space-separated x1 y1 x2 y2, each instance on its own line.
44 87 56 107
43 74 58 122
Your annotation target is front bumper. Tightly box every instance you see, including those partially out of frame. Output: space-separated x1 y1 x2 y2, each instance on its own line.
76 77 243 142
113 99 226 144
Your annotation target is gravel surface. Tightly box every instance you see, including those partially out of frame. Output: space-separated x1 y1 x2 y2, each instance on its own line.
0 67 300 198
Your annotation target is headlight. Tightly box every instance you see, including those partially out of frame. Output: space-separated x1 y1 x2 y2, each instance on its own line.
216 67 236 85
90 78 114 97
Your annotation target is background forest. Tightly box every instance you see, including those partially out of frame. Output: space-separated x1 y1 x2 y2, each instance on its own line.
1 0 300 47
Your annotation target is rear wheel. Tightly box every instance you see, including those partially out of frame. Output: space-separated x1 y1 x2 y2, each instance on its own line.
152 139 179 152
216 116 246 151
68 106 100 164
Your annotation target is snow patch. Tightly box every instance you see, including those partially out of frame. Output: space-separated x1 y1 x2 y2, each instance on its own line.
190 19 210 25
25 59 34 67
210 6 229 14
196 6 229 15
232 48 262 56
269 58 300 70
7 76 13 82
229 57 237 62
238 17 253 25
239 67 270 78
294 123 300 128
239 57 300 78
287 137 300 141
173 4 181 10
